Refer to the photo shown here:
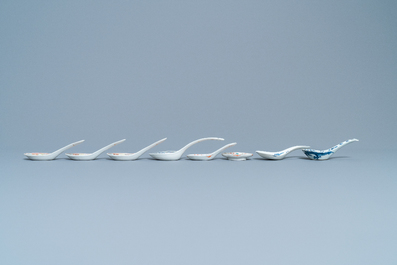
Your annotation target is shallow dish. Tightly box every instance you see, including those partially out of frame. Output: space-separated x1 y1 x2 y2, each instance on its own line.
222 152 253 161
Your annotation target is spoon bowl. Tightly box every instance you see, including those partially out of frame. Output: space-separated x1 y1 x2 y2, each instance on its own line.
149 150 179 161
107 153 136 161
222 152 253 161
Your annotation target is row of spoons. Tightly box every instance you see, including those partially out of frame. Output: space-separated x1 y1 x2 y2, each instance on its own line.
24 137 359 161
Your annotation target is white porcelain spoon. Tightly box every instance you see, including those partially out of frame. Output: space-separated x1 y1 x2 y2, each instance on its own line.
66 139 126 161
149 137 224 161
302 139 359 160
107 138 167 161
256 145 310 160
187 142 237 161
24 140 85 161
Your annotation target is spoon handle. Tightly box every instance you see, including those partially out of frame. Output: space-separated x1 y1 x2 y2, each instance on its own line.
284 145 311 154
328 139 359 152
210 142 237 158
91 139 126 159
51 140 85 158
178 137 224 155
134 138 167 157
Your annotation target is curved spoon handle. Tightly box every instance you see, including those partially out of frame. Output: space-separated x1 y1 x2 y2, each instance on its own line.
210 142 237 157
177 137 224 155
50 140 85 158
328 139 359 152
134 138 167 157
284 145 311 154
91 139 126 159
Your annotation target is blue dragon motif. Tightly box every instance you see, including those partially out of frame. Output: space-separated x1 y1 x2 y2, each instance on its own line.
302 150 333 160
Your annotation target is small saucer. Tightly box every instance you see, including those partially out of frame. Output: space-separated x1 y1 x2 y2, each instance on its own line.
25 153 50 156
222 152 253 161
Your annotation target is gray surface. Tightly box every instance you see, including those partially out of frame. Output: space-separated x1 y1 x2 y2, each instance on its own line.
1 0 396 151
1 150 397 264
1 1 396 264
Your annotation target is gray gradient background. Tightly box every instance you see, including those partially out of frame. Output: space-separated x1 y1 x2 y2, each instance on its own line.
1 1 396 264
